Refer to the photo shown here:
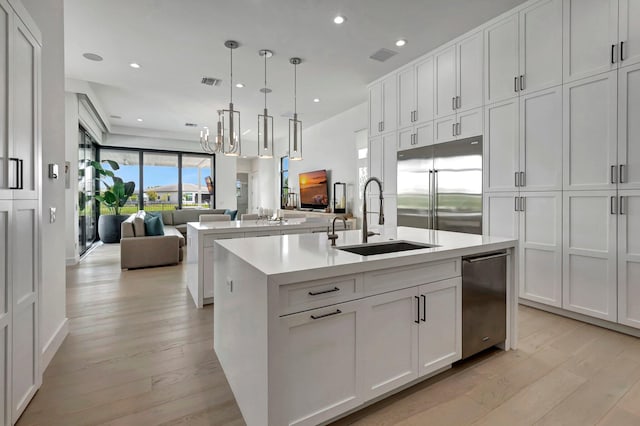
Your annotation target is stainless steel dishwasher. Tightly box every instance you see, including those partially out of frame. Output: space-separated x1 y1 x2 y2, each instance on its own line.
461 251 507 359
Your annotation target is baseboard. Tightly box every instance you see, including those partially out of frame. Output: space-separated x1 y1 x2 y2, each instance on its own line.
66 256 79 266
41 318 69 372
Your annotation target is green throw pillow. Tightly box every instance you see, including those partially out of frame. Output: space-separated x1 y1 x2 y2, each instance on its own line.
144 215 165 236
224 209 238 220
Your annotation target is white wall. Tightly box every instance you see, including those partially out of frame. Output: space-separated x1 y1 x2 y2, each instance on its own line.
22 0 69 371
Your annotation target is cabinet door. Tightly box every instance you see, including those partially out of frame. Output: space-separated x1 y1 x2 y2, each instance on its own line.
563 71 618 191
434 114 457 144
520 86 563 192
398 128 414 151
362 287 419 400
368 136 383 195
563 191 617 322
415 121 434 148
434 44 457 119
484 14 519 104
483 192 519 239
282 299 364 426
457 32 483 112
11 18 39 200
618 190 640 329
11 200 38 422
418 277 461 376
563 0 618 83
382 132 397 195
415 56 434 124
0 1 10 199
381 75 396 134
398 67 415 130
203 246 214 299
519 192 563 307
369 83 382 137
0 201 9 426
619 0 640 68
519 0 563 93
457 107 483 139
618 63 640 189
484 98 519 192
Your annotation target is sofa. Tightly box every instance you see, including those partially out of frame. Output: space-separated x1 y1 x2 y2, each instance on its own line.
158 208 227 235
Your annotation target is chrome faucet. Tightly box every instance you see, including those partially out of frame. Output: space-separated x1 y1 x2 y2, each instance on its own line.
362 177 384 243
327 216 347 247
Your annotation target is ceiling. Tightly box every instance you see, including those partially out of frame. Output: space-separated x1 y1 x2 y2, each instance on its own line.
64 0 527 153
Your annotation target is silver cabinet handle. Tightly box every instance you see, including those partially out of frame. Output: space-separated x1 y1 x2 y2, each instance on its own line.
612 44 617 64
452 97 456 111
452 123 456 136
611 196 617 215
520 171 525 187
620 164 626 184
311 309 342 320
514 76 519 93
515 171 520 187
611 165 618 184
308 286 340 296
520 196 525 212
414 110 418 122
520 75 525 91
414 133 417 145
456 96 461 109
414 296 420 324
620 196 625 215
381 121 384 132
514 196 520 212
621 41 625 61
456 122 461 136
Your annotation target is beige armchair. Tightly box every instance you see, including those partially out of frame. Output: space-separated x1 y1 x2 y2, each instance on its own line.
199 214 231 222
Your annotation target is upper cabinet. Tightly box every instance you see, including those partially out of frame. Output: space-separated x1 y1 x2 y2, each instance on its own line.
618 63 640 189
434 45 457 119
619 0 640 67
397 57 435 129
369 74 396 137
397 67 415 130
485 14 520 105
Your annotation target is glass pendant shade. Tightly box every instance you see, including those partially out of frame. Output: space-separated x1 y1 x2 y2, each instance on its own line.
288 57 303 161
258 49 274 159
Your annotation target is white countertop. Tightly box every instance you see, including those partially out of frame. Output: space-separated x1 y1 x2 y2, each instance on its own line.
187 218 332 233
215 226 517 284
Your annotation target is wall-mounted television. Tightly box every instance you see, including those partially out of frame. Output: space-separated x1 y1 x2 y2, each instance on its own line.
299 169 329 209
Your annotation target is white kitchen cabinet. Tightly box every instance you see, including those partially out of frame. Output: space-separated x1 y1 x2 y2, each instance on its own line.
519 86 563 192
0 201 8 426
519 192 563 307
519 0 563 94
398 66 415 130
369 75 396 137
563 0 618 83
457 32 483 113
434 45 457 119
362 287 419 399
484 192 520 239
563 191 617 322
563 71 618 191
484 98 519 192
434 114 458 144
618 63 640 189
415 56 434 125
617 190 640 329
619 0 640 68
369 133 397 195
484 13 519 105
398 121 434 152
282 299 365 426
418 278 461 376
456 107 483 139
369 83 382 137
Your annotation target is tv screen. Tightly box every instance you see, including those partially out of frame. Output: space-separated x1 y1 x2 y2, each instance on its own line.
299 169 329 209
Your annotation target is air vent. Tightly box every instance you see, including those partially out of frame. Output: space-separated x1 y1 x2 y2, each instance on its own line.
369 48 397 62
201 77 221 86
185 122 198 127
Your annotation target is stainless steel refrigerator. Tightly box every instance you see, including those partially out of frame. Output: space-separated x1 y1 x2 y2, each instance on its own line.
397 136 483 234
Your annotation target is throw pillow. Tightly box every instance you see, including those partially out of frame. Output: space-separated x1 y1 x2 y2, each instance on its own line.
224 209 238 221
144 214 165 236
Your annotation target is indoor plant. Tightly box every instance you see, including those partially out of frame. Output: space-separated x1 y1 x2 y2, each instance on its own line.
91 160 136 243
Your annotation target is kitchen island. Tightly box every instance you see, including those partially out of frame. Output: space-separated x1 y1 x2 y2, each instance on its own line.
213 227 517 426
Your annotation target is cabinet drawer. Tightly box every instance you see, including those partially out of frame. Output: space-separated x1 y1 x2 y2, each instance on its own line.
364 259 461 295
204 232 245 247
280 275 364 316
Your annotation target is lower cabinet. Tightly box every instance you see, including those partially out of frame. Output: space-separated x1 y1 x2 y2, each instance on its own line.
617 190 640 329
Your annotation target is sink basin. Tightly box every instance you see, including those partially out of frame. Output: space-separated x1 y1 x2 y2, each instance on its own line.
338 240 438 256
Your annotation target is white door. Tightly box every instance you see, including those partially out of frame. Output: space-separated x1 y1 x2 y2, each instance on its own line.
456 107 483 139
563 191 617 322
484 13 519 104
519 0 563 94
282 299 364 426
418 278 461 377
457 31 483 112
0 201 10 426
483 192 520 239
618 190 640 329
434 114 457 144
381 75 396 134
484 98 519 192
520 86 563 192
414 121 434 149
415 56 434 124
0 0 11 200
434 44 457 119
562 0 618 83
619 0 640 67
361 287 419 400
618 63 640 189
519 192 563 307
11 199 38 422
369 83 382 137
397 67 415 130
563 71 618 191
382 133 397 195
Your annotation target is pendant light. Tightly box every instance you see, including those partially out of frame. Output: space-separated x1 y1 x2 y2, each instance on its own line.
220 40 241 156
288 57 303 161
199 110 224 154
258 49 274 159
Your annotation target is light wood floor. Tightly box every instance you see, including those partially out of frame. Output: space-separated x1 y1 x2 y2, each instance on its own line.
17 243 640 426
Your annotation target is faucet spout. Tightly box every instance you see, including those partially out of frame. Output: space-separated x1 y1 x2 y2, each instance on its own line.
328 216 347 247
362 177 384 243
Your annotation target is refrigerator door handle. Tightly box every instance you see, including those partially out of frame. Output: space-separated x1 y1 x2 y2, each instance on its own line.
433 170 439 229
428 170 433 229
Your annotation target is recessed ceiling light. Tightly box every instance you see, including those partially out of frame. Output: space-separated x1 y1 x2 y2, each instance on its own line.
83 52 103 62
136 118 143 122
129 62 141 69
333 15 346 24
313 98 320 103
395 39 407 47
235 83 245 88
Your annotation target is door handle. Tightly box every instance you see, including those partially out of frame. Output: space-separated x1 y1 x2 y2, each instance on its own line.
611 165 618 184
611 196 617 215
514 196 519 212
18 159 23 189
456 96 461 109
520 171 525 187
421 294 426 322
452 96 456 111
520 196 525 212
514 76 519 93
414 296 420 324
515 171 520 187
452 123 456 137
620 164 626 184
621 41 625 61
9 158 19 189
520 75 525 91
414 110 417 122
311 309 342 320
611 44 617 64
456 122 461 136
308 287 340 296
620 196 625 215
381 121 384 132
428 170 433 229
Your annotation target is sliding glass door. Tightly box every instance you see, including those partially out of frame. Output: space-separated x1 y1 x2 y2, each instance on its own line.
77 128 97 255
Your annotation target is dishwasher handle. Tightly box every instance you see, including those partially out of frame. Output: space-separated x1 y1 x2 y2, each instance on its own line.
463 252 508 263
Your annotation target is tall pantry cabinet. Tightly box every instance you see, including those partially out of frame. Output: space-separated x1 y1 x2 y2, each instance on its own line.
0 0 41 424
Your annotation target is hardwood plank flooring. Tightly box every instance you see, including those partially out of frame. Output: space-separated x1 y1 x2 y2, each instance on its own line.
16 243 640 425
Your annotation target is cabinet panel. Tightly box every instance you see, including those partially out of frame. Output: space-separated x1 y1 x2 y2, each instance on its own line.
434 114 456 144
362 287 419 399
484 14 519 104
398 67 415 130
0 202 9 426
398 128 413 151
618 63 640 189
415 57 434 124
434 45 457 119
619 0 640 68
381 75 396 134
368 135 383 195
563 71 618 191
0 1 8 196
415 121 434 148
418 278 461 376
520 86 563 191
483 192 519 239
563 0 618 83
484 99 519 192
457 107 483 139
520 0 563 93
383 133 397 195
618 190 640 328
369 84 382 137
457 32 483 112
563 191 617 321
203 247 214 299
519 192 562 307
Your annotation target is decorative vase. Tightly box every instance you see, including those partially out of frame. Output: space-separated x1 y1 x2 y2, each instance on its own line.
98 214 129 243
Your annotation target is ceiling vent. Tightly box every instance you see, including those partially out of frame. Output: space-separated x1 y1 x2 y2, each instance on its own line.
184 122 198 127
201 77 221 86
369 48 397 62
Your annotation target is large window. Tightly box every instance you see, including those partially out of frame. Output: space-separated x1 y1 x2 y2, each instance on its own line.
78 127 98 255
98 149 141 215
143 153 179 211
182 155 214 208
280 156 289 208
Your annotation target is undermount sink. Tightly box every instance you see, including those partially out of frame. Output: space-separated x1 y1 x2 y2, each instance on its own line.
337 240 439 256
